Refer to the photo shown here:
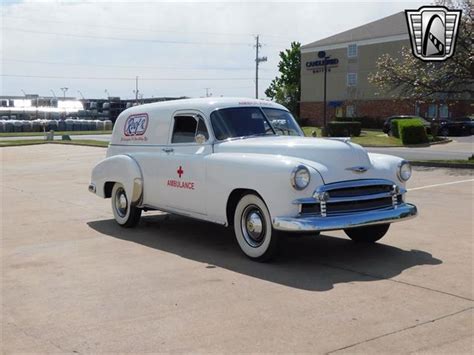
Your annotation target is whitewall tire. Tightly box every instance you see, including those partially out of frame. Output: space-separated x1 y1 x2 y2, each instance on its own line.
111 182 142 228
233 194 279 261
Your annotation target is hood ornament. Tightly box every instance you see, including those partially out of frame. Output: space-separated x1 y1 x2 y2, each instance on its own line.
346 166 368 173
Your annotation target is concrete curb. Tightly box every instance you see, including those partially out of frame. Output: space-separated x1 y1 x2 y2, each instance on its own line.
411 161 474 169
361 139 451 148
0 141 108 149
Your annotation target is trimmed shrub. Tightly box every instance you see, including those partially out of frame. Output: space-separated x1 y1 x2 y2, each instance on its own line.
327 121 361 137
398 119 429 145
391 117 427 138
391 119 401 138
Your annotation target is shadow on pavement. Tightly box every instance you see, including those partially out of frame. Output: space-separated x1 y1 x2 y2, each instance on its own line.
88 214 442 292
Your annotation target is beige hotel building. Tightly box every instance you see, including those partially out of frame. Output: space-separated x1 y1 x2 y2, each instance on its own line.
300 12 472 125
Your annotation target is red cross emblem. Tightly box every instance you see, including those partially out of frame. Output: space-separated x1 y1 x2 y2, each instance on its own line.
177 166 184 178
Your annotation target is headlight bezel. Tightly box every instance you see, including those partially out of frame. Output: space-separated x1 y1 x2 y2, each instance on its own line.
397 160 412 182
291 165 311 190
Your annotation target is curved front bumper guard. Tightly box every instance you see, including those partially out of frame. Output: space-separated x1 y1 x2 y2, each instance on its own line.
273 203 417 232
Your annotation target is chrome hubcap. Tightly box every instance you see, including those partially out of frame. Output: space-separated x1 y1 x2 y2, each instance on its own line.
241 205 266 248
114 188 128 218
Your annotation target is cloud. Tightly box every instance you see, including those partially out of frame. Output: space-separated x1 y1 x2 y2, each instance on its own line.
2 0 426 99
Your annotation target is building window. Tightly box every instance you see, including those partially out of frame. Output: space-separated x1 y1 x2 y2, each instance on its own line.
347 73 357 87
428 104 437 118
346 105 355 117
348 43 357 58
439 104 449 118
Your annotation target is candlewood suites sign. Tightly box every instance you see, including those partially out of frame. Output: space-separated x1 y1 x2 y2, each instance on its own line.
306 51 339 73
306 58 339 73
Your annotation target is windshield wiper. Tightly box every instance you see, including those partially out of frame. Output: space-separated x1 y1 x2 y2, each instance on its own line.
244 133 275 139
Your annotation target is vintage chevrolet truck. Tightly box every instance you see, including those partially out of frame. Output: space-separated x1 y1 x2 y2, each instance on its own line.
89 98 417 261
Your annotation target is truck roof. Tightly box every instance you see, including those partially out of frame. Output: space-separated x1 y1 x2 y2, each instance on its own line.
122 97 288 117
111 97 289 146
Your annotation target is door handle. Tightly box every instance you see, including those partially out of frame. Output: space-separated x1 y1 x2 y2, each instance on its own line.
162 148 174 153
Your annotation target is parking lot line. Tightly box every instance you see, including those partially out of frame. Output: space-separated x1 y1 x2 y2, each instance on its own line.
409 179 474 191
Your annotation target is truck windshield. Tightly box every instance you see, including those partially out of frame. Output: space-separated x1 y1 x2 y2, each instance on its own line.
261 108 304 136
210 107 275 140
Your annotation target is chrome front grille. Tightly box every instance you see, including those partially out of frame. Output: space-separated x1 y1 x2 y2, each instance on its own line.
296 179 405 217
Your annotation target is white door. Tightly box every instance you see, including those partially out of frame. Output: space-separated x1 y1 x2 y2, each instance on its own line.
156 112 211 215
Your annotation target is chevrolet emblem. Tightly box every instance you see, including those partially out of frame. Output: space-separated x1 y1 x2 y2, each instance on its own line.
346 166 368 173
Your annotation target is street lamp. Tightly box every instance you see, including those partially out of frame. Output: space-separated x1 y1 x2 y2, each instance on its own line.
60 87 68 99
318 51 331 129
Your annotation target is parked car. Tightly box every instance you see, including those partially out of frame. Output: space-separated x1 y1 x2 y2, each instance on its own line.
89 98 417 261
382 115 430 135
436 117 473 136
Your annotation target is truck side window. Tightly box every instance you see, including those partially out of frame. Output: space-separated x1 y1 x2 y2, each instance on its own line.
196 116 209 140
172 116 197 143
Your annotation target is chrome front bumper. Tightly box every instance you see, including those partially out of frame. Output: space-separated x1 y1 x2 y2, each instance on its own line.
273 203 417 232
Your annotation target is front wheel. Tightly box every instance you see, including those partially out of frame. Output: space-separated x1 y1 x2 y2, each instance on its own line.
344 223 390 243
111 182 142 228
233 194 279 262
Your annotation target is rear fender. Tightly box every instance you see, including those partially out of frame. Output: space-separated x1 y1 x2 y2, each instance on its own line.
90 154 143 204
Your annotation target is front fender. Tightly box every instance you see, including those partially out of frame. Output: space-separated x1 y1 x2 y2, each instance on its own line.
90 154 143 204
205 152 324 224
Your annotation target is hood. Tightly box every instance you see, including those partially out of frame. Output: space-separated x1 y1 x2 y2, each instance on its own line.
215 136 373 183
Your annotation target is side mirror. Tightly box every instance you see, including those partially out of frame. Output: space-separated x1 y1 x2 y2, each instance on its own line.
195 133 206 144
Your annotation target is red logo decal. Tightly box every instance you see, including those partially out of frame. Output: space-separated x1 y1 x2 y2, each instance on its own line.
123 113 148 136
177 166 184 178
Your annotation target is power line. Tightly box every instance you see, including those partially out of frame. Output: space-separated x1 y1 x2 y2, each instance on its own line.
2 27 254 46
3 27 287 48
5 15 295 43
2 58 272 72
0 74 273 81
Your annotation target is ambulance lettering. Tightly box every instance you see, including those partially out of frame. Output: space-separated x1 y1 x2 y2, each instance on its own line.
167 166 195 190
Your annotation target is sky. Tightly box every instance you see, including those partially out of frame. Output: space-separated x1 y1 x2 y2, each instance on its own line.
1 0 428 100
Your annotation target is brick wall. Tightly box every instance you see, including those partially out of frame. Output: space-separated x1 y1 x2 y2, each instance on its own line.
300 99 473 126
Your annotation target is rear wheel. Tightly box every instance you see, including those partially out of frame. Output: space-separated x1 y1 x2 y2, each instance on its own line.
233 194 279 262
111 182 141 228
344 223 390 243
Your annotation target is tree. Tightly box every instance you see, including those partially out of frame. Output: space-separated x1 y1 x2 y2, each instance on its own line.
368 0 473 100
265 42 301 118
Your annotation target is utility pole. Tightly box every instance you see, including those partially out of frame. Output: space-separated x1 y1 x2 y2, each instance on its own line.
134 76 139 104
254 35 267 99
205 88 211 97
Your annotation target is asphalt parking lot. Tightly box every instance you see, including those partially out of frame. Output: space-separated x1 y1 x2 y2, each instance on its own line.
2 145 473 353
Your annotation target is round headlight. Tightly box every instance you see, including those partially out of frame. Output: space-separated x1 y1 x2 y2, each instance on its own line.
398 161 412 181
291 165 311 190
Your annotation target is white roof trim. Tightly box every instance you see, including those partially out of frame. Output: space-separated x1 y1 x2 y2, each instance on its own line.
301 34 409 53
